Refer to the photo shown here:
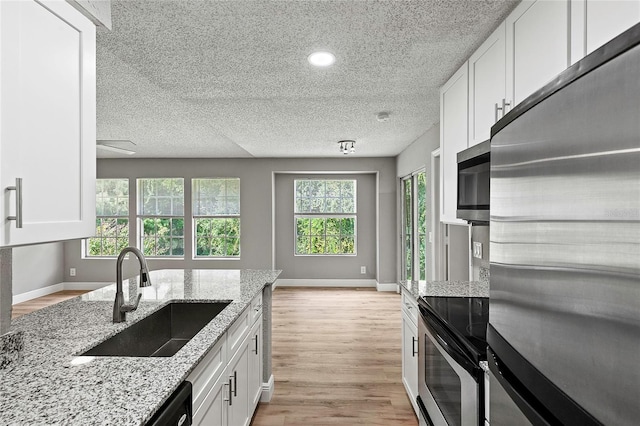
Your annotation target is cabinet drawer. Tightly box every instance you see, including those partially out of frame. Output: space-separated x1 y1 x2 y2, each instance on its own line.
401 291 418 326
250 292 263 324
187 334 227 413
227 307 250 358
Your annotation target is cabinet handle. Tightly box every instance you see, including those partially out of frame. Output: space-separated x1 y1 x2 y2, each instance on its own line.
6 178 23 228
254 304 262 312
253 334 259 354
227 378 233 405
412 336 418 357
233 370 238 397
405 303 413 310
495 98 512 122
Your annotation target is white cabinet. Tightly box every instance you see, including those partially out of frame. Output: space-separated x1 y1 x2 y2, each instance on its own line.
468 22 506 146
248 311 263 409
0 0 96 247
193 370 228 426
505 0 571 107
401 290 419 416
189 292 265 426
227 339 250 426
439 63 468 225
571 1 640 64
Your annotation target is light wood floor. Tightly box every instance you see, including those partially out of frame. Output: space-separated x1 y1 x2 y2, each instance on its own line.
11 290 89 319
11 287 418 425
252 287 418 426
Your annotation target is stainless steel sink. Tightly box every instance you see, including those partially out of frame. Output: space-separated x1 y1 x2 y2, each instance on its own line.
82 302 230 357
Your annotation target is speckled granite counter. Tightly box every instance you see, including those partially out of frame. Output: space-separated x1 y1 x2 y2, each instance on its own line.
399 279 489 299
0 269 280 425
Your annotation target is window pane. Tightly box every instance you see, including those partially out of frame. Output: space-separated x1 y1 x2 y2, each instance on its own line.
296 236 310 254
86 181 130 258
194 217 240 258
192 178 240 216
294 178 357 255
139 178 184 216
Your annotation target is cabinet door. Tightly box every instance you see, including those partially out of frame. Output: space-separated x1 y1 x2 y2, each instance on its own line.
585 0 640 54
439 63 468 225
228 340 250 426
506 0 570 107
401 313 418 416
468 22 506 146
193 373 228 426
248 317 263 411
0 0 96 246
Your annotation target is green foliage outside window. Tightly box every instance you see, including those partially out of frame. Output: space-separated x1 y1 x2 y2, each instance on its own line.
294 179 357 255
193 178 241 258
295 217 356 255
138 178 185 257
87 179 129 257
417 172 427 280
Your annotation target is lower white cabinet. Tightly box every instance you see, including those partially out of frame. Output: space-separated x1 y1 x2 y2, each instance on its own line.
401 292 419 416
227 340 250 426
248 317 263 409
189 292 264 426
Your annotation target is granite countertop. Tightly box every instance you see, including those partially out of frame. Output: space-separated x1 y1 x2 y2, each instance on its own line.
0 269 280 425
399 279 489 299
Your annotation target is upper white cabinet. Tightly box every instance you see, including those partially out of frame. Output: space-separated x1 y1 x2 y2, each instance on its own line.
585 0 640 54
505 0 571 107
0 0 96 247
468 22 506 146
439 63 468 225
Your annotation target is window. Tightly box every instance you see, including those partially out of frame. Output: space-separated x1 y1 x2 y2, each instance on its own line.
138 178 184 257
401 171 427 280
86 179 129 257
193 178 240 258
294 179 356 255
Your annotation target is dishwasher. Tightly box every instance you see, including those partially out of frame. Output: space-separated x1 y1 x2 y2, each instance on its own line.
145 381 193 426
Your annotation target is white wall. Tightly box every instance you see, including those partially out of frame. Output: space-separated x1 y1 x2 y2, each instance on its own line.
274 173 376 280
12 242 64 297
63 157 397 284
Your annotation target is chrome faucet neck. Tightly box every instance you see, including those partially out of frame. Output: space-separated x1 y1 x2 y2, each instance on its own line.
113 247 152 323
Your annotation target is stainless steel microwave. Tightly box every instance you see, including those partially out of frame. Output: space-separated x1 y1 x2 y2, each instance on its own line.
456 140 490 224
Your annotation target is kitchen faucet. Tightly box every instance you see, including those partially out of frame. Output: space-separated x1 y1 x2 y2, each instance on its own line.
113 247 152 323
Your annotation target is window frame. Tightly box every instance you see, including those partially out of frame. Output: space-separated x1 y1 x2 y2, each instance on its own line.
293 179 357 256
84 178 130 258
137 178 185 258
192 177 241 259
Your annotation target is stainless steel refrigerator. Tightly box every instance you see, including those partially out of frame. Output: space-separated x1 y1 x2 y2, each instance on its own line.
488 23 640 426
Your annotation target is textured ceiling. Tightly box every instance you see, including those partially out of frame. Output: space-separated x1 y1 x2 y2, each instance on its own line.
96 0 520 158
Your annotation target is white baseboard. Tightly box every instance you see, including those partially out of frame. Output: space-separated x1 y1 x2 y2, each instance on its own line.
275 278 377 288
260 374 275 402
61 282 111 291
376 282 399 292
12 282 110 305
12 284 64 305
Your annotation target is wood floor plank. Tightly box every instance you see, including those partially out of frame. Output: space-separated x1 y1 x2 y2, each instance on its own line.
252 287 418 426
11 290 89 319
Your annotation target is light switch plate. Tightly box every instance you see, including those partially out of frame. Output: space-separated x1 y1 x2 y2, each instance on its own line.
473 242 483 259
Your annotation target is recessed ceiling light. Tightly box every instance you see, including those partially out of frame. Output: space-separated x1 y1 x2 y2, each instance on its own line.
308 51 335 67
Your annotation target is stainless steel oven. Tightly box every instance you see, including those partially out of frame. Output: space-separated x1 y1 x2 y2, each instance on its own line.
417 296 488 426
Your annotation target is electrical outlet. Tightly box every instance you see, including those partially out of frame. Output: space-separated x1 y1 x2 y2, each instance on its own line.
360 266 366 274
473 242 483 259
70 268 76 277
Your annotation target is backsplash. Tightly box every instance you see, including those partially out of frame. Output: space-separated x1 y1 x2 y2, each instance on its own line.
479 267 490 285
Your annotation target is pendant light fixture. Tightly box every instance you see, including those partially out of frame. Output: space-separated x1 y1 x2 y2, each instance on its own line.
338 140 356 155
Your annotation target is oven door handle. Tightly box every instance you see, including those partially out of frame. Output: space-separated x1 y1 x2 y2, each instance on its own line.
422 310 481 377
